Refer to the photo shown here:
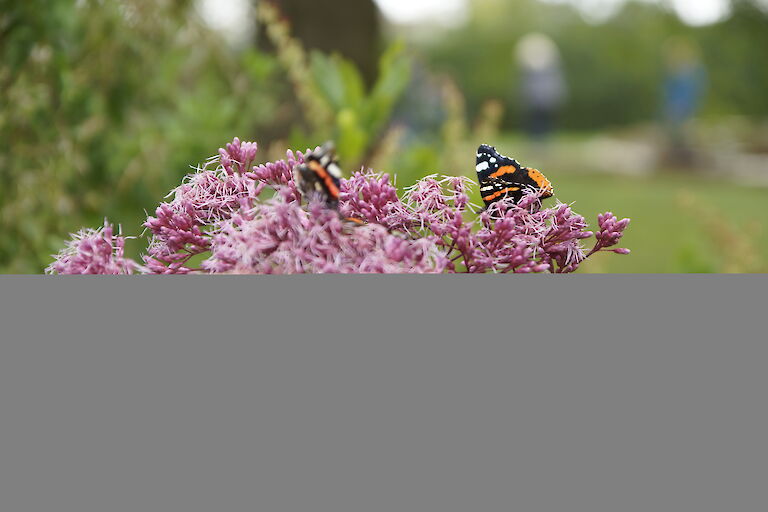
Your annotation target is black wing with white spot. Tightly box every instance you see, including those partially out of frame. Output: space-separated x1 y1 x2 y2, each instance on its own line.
475 144 553 206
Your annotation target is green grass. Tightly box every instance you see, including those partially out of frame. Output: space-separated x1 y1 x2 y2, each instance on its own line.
537 169 768 273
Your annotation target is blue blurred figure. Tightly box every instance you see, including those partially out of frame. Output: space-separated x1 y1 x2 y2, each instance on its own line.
662 37 707 165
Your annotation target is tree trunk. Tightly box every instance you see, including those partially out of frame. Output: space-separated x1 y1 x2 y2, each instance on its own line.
259 0 381 85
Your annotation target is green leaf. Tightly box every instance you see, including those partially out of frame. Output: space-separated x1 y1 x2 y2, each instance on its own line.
336 108 367 164
309 51 347 111
363 40 411 135
335 56 365 110
242 52 276 81
309 51 366 113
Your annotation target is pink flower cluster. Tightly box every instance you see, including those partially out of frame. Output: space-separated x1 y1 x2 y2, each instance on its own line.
46 221 138 275
203 200 446 274
49 138 630 274
340 172 629 273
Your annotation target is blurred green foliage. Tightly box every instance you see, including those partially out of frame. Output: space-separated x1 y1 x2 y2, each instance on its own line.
0 0 284 272
421 0 768 130
2 0 767 274
1 0 414 273
301 42 411 165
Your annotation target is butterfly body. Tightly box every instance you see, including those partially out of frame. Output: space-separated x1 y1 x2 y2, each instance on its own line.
475 144 553 207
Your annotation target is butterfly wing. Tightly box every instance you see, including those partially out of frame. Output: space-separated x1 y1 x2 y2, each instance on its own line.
476 144 526 206
475 144 553 207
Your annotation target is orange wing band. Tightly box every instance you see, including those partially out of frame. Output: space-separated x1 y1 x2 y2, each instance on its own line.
489 165 517 179
308 161 341 199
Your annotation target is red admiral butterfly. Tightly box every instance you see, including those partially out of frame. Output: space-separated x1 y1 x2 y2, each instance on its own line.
475 144 553 207
294 142 365 225
294 142 343 208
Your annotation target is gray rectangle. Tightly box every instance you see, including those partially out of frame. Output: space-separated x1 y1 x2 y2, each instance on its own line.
1 276 766 512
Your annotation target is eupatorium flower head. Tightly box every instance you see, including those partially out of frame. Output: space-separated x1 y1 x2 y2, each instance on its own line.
203 200 447 274
340 171 406 229
593 212 632 254
47 221 140 275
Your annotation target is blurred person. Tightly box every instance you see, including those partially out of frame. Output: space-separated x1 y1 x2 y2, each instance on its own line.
515 33 567 144
661 36 707 166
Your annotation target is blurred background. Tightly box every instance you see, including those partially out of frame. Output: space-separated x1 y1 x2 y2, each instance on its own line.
2 0 767 273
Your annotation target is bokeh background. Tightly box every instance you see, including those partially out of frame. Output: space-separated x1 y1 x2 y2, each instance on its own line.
2 0 767 273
